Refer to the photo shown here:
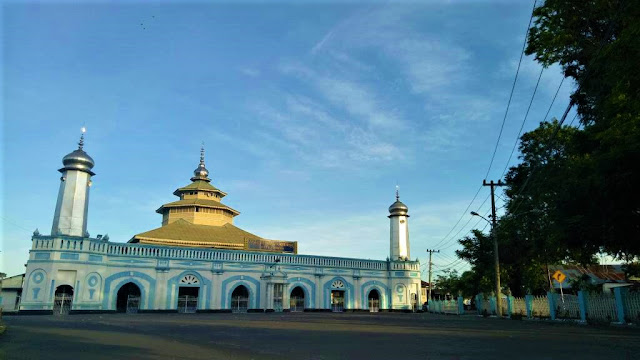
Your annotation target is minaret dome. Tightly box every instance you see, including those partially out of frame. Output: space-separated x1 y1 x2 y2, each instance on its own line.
388 188 409 216
191 145 210 182
60 132 95 175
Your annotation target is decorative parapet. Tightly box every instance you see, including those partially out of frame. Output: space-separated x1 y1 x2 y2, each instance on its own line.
30 235 393 271
390 260 420 271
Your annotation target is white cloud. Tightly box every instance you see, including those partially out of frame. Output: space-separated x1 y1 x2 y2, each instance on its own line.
240 67 260 77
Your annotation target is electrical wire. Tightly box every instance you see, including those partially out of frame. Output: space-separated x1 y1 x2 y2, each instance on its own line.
484 0 538 181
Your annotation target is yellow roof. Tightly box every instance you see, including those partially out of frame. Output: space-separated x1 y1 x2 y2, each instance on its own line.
156 198 240 215
173 180 227 197
131 219 261 245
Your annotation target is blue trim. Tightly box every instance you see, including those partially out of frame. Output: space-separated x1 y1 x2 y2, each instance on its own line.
166 271 211 309
360 280 390 309
102 271 156 310
287 278 316 308
89 255 102 262
221 275 261 309
614 287 627 324
323 276 353 309
84 272 102 302
74 280 80 302
35 253 50 260
577 291 587 322
60 253 80 260
49 280 55 301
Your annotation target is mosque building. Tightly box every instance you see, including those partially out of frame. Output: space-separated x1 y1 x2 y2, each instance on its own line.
18 133 421 314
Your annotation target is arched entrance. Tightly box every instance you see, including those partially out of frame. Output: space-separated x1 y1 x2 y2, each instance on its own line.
290 286 305 312
116 282 141 313
331 290 344 312
330 279 346 312
53 285 74 315
231 285 249 313
368 289 380 313
177 274 200 313
177 287 199 313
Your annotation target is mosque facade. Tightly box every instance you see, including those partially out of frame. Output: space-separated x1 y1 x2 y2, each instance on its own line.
19 135 422 314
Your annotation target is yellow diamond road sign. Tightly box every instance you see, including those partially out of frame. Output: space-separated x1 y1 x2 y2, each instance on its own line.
552 270 566 283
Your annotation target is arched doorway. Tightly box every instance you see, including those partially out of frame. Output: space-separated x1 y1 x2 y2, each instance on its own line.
331 290 344 312
231 285 249 313
368 289 380 313
330 279 346 312
290 286 305 312
53 285 74 315
116 282 141 313
177 274 200 313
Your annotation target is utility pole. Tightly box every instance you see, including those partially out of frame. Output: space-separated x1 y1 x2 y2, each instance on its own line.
426 249 439 305
483 179 505 317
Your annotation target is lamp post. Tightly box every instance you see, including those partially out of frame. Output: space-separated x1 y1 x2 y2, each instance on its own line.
471 211 502 317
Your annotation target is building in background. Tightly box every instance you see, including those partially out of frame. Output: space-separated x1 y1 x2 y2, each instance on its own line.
18 135 421 314
0 274 24 313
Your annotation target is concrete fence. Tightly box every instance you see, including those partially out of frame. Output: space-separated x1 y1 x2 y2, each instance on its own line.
427 297 465 315
472 288 640 325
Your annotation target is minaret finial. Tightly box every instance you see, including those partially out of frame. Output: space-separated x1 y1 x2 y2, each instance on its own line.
200 142 205 166
78 126 86 150
396 184 399 201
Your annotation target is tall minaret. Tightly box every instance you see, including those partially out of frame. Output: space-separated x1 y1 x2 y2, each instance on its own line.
51 129 95 237
388 187 410 261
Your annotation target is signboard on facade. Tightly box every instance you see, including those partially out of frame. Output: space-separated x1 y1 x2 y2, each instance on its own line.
245 239 297 254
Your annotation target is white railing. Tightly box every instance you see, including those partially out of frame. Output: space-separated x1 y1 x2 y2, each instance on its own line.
586 292 617 323
31 235 412 271
554 294 581 319
511 297 527 317
624 291 640 323
530 296 550 318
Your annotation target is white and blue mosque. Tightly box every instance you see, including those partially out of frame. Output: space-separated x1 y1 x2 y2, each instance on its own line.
18 133 422 314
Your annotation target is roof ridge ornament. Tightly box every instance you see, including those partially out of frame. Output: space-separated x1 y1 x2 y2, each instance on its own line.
396 184 400 201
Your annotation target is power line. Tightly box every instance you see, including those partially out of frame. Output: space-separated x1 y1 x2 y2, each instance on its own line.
436 195 491 250
430 185 483 249
500 73 565 181
498 66 545 179
0 215 33 233
484 0 538 180
430 0 538 252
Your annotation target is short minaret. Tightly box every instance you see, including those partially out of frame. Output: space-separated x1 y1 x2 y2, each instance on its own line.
388 188 410 261
51 129 95 237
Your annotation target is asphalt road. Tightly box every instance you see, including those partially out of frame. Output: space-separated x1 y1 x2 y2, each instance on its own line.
1 312 639 360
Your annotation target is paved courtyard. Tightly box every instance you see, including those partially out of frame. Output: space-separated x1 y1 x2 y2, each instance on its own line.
1 312 639 359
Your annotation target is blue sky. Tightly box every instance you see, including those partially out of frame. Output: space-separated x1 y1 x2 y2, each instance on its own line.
1 0 576 278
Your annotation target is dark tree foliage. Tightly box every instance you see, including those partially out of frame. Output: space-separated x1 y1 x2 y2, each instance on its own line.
454 0 639 294
525 0 640 259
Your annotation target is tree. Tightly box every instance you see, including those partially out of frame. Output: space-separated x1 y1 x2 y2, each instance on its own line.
453 0 639 296
434 269 460 298
525 0 640 260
